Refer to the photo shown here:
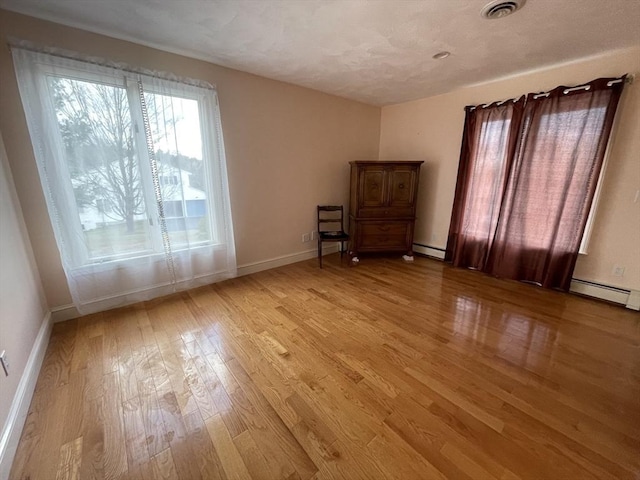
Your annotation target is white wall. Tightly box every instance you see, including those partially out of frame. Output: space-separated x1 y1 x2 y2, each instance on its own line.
0 132 49 475
380 47 640 292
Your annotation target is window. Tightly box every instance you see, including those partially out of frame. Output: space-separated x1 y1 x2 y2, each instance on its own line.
160 175 179 186
163 200 184 218
44 72 217 263
447 78 624 290
525 107 609 253
13 47 237 313
186 199 206 217
463 118 512 239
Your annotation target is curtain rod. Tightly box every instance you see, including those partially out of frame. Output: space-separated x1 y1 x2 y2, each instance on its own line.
7 37 217 91
469 74 632 110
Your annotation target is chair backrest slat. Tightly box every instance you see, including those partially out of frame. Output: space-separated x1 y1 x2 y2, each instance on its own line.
316 205 349 268
317 205 345 233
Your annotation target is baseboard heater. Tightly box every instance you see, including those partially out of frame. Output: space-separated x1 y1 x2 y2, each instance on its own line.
570 278 633 308
412 243 446 260
412 243 638 310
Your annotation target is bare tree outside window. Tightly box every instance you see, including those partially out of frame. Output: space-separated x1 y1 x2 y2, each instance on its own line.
51 77 145 233
50 77 184 235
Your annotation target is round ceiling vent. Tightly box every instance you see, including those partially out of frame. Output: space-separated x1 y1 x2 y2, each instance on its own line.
481 0 526 19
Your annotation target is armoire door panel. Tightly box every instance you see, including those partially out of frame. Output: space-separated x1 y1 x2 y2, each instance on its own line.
388 169 416 207
359 168 387 208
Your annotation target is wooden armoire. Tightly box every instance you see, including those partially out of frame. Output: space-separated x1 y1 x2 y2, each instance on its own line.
348 161 423 262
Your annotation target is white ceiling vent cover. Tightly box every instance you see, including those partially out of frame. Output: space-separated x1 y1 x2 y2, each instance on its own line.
481 0 526 19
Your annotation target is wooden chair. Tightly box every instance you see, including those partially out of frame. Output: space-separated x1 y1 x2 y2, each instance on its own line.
317 205 350 268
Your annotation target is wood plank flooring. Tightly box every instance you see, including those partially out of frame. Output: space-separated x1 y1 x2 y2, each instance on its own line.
10 255 640 479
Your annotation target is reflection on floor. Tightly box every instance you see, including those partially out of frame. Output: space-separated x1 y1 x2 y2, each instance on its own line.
10 254 640 479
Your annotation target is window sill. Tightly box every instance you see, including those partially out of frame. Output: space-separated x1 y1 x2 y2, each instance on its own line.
71 241 224 272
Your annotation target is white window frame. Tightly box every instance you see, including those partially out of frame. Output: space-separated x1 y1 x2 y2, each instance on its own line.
36 62 221 266
578 105 620 255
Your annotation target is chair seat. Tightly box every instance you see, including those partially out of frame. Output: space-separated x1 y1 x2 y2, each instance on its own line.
319 231 349 240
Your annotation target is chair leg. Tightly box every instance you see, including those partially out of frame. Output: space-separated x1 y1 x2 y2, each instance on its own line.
318 239 322 268
340 241 344 257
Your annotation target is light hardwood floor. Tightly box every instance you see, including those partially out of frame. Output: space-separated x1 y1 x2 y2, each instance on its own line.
9 255 640 479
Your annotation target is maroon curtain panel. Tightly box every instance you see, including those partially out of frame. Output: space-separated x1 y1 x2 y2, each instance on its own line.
446 98 524 268
447 76 625 291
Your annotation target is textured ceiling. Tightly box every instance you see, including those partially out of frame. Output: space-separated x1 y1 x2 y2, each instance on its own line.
1 0 639 105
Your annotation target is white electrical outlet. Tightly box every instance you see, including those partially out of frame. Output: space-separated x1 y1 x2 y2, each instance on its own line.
311 231 317 241
612 265 625 277
302 233 310 243
0 350 9 376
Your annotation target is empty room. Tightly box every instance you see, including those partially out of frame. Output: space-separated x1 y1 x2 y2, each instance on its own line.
0 1 639 479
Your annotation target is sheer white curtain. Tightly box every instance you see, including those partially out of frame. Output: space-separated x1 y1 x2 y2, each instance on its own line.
12 47 236 314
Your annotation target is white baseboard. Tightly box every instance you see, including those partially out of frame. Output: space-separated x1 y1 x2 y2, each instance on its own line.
0 312 52 480
51 304 78 323
49 246 341 320
49 248 639 320
625 290 640 311
413 243 446 260
569 279 631 306
237 244 339 277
